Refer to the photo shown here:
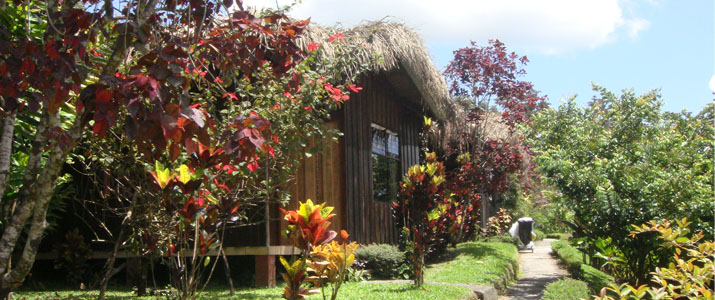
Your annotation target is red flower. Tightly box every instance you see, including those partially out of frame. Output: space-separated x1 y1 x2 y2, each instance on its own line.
247 160 258 172
222 92 238 100
346 84 362 93
328 32 344 42
213 77 224 84
307 42 321 52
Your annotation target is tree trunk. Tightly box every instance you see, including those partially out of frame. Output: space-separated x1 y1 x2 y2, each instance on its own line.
1 112 67 291
0 112 16 204
98 220 128 300
220 249 234 296
0 111 50 276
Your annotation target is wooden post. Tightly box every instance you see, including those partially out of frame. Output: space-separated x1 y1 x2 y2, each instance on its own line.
254 255 276 287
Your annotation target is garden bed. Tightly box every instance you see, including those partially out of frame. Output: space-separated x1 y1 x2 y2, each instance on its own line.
550 240 614 293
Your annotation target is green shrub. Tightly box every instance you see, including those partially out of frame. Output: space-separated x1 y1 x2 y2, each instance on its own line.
581 265 614 293
533 229 545 241
551 240 583 275
551 240 614 293
541 278 589 300
354 244 410 279
484 235 520 247
546 233 568 239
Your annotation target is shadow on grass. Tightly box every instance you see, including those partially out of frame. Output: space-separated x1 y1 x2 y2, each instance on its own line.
233 291 284 299
373 285 418 294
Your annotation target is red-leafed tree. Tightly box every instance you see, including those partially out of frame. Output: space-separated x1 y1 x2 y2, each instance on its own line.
0 0 361 297
438 40 546 235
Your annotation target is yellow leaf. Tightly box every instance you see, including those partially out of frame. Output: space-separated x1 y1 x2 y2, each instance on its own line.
178 164 191 184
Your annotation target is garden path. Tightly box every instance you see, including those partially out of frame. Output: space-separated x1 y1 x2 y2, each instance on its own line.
500 238 568 300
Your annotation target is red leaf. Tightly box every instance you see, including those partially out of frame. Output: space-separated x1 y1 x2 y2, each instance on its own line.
92 119 108 137
184 137 198 154
169 142 181 161
96 89 112 106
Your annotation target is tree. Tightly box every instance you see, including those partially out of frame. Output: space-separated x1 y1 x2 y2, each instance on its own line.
435 40 545 233
0 0 361 296
527 86 714 284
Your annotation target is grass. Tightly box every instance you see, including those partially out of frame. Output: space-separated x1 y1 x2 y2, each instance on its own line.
17 242 523 300
541 278 589 300
550 240 614 293
424 241 519 291
15 282 472 300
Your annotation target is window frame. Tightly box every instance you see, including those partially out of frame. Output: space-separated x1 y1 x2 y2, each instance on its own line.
370 123 400 203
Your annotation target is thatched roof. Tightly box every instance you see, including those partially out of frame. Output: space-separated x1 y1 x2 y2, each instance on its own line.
297 21 456 120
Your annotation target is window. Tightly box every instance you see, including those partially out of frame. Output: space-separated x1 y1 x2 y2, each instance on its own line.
371 124 400 202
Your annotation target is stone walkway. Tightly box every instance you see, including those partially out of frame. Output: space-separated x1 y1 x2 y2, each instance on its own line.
500 238 568 300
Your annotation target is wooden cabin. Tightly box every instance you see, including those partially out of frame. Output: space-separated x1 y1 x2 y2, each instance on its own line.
222 22 457 287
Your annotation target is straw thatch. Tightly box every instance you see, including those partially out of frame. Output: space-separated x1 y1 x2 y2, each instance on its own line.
297 21 456 120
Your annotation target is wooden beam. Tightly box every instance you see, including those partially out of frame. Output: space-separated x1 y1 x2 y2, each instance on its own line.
34 246 300 260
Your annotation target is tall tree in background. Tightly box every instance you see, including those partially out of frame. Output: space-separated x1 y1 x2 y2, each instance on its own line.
527 87 714 284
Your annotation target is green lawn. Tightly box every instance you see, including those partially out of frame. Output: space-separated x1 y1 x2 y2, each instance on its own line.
15 282 471 300
425 241 519 287
17 242 520 300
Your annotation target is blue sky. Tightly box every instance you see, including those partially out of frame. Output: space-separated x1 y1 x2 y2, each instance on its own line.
246 0 713 113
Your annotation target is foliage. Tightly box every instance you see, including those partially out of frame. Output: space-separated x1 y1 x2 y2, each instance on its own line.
0 0 365 295
442 152 482 246
506 184 574 235
528 89 714 284
485 208 512 237
443 39 547 127
541 278 589 300
353 244 410 279
52 228 92 287
428 40 546 254
282 199 338 256
551 240 614 292
392 154 448 287
308 237 359 300
281 200 356 300
424 241 519 292
533 229 544 241
593 219 714 300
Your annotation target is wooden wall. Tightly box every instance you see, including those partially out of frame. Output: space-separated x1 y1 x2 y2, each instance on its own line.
342 75 422 245
284 119 346 235
227 73 423 248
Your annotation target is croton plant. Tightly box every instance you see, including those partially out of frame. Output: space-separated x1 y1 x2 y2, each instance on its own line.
280 200 358 300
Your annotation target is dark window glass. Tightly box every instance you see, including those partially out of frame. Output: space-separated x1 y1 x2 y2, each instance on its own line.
372 124 400 202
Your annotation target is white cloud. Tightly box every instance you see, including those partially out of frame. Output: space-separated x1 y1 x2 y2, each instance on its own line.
244 0 652 54
709 75 715 93
623 18 651 38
